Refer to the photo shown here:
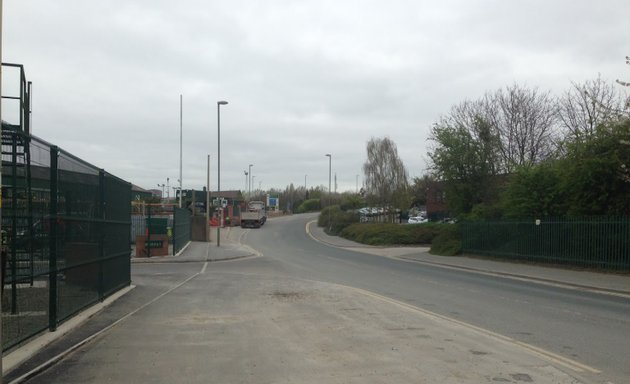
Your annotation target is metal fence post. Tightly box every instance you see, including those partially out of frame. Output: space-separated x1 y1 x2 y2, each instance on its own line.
10 133 17 314
147 204 151 258
48 146 58 332
172 209 176 256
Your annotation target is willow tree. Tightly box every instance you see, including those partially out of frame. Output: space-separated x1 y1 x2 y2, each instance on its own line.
362 137 410 216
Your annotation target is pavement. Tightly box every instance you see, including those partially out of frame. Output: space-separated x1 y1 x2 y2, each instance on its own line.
131 225 260 264
2 226 257 378
306 220 630 297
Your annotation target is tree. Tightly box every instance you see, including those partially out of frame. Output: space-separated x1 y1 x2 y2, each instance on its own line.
362 137 410 212
560 119 630 215
558 75 625 142
428 117 500 214
488 84 559 171
409 174 433 208
616 55 629 112
500 163 566 218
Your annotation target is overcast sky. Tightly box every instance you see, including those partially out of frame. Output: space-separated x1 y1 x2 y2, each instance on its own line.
3 1 629 194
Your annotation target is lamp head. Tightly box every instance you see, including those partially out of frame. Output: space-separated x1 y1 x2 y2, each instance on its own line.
217 100 228 105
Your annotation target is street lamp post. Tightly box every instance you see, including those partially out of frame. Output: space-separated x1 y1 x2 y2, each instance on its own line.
325 154 332 230
244 170 248 196
179 95 183 208
207 155 211 242
157 184 165 200
217 100 228 247
248 164 253 199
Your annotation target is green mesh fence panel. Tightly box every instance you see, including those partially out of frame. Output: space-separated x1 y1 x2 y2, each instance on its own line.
2 133 131 351
173 207 191 255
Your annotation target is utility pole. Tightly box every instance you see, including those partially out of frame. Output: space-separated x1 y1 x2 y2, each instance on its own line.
216 101 228 247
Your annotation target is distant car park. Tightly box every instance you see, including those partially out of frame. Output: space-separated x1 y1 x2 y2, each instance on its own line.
407 216 428 224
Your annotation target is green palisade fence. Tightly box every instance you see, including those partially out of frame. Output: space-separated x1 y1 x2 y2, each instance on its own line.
462 217 630 270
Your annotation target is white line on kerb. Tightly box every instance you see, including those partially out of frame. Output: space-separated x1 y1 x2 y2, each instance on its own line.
9 274 201 384
341 284 601 374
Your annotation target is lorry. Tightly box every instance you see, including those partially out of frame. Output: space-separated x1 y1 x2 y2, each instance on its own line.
240 201 267 228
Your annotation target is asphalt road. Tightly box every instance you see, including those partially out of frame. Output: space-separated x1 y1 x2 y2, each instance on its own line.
11 213 629 383
242 214 630 383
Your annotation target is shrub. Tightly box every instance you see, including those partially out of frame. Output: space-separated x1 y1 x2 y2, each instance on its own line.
296 198 321 213
429 224 462 256
318 205 359 235
340 222 443 246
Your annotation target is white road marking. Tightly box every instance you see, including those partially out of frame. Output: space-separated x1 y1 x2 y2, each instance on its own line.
341 284 601 374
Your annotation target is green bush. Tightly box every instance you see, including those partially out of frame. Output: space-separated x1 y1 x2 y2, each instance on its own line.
296 198 321 213
318 205 360 235
339 222 444 246
429 224 462 256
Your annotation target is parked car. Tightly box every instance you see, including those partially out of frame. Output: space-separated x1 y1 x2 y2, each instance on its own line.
407 216 428 224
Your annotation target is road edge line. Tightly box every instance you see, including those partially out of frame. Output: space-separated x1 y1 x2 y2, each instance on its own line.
339 284 601 375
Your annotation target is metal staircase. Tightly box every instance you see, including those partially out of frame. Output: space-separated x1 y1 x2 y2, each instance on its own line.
1 63 34 313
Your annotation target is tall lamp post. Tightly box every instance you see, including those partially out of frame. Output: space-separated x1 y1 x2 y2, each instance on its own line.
325 154 332 230
248 164 253 199
157 183 165 201
244 170 248 196
217 100 228 247
179 95 183 208
211 155 216 242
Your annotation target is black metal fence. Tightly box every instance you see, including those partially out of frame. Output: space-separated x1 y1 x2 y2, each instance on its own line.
1 129 131 351
173 207 191 255
462 217 630 270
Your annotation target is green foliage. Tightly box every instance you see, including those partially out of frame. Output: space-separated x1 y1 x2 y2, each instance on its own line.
560 120 630 215
340 193 365 211
462 203 504 221
429 117 500 215
318 205 359 235
410 175 433 207
429 224 462 256
500 163 566 218
296 198 321 213
499 120 630 217
340 222 444 246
